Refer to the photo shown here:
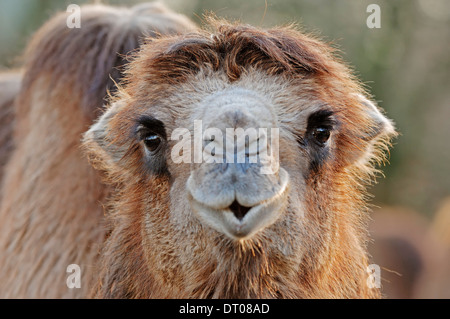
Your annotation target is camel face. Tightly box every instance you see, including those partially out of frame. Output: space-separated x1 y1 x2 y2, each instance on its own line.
83 21 395 298
161 72 329 242
87 66 338 246
85 23 394 248
185 86 290 239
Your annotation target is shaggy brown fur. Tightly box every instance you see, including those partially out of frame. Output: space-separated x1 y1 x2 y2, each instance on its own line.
0 3 196 298
84 18 396 298
0 71 21 187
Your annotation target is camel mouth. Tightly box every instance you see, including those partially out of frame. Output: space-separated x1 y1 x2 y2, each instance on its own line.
228 200 252 221
187 168 290 240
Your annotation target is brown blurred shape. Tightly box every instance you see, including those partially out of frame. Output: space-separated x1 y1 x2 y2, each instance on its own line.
370 202 450 298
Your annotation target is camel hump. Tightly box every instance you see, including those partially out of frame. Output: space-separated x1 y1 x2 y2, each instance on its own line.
20 3 196 120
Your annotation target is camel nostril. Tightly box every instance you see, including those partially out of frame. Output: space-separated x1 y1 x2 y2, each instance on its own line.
229 200 252 221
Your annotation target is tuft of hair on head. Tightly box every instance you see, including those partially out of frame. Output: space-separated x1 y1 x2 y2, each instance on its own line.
20 2 197 120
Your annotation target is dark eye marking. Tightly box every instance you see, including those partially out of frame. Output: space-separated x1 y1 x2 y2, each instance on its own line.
307 109 336 130
135 115 167 141
134 115 169 176
298 109 338 177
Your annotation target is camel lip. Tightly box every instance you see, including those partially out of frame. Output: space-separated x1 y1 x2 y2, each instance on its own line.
189 196 264 239
187 168 290 240
190 194 285 240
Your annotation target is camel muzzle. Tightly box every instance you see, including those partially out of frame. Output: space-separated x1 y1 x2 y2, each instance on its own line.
187 167 290 240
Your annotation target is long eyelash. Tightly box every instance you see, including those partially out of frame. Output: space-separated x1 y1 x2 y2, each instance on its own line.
307 109 336 128
134 115 167 140
135 126 153 141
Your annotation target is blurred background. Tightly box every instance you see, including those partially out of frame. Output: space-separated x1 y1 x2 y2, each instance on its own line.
0 0 449 298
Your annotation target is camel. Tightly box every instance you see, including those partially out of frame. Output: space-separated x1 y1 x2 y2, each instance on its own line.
83 18 396 298
0 2 196 298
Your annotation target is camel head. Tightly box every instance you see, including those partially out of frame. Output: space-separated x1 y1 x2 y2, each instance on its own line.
84 19 395 298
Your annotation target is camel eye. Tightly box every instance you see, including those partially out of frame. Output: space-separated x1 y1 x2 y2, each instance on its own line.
144 135 162 153
135 116 166 154
312 127 331 145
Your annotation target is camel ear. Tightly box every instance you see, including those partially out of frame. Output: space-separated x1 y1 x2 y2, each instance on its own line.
346 94 396 167
357 94 396 142
83 100 129 169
